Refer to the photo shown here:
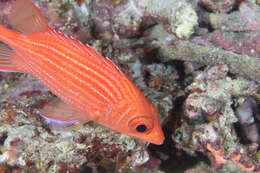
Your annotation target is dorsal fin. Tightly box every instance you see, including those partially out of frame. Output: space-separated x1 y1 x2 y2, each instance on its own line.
9 0 49 34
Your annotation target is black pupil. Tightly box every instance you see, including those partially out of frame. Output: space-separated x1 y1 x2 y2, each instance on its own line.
136 124 147 132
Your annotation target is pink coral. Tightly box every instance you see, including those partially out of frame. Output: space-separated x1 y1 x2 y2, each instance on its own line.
192 30 260 57
206 142 255 171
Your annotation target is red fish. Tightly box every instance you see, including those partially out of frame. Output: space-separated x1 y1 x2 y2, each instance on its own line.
0 0 164 144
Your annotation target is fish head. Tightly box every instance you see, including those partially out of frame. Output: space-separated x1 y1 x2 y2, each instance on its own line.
112 98 165 145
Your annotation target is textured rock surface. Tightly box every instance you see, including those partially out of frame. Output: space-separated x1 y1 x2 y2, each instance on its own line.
0 0 259 172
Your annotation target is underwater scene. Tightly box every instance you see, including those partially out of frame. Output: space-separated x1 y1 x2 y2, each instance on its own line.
0 0 259 172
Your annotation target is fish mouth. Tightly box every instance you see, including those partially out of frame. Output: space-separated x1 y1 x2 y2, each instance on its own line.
150 138 164 145
145 126 165 145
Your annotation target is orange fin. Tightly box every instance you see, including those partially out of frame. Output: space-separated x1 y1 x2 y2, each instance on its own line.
0 43 21 72
39 98 90 131
9 0 49 34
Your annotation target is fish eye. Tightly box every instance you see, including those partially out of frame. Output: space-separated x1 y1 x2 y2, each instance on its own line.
129 116 153 134
136 124 147 133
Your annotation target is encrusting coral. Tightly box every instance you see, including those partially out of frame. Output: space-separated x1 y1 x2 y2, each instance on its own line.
173 65 259 172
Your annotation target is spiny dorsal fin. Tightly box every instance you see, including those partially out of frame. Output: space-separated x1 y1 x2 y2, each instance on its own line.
10 0 49 34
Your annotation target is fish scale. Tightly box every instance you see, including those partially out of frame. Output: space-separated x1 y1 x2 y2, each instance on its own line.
31 31 127 101
30 32 125 101
28 37 119 104
26 46 106 110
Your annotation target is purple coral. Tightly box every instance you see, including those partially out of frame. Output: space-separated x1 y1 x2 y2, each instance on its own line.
235 97 260 143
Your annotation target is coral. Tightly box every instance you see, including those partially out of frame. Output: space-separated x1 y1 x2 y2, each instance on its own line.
0 0 259 172
198 0 235 13
136 24 259 81
235 97 260 143
206 142 227 168
35 0 197 40
91 0 198 39
157 39 260 81
192 31 260 58
173 65 259 171
201 2 260 32
143 63 179 91
104 36 178 123
0 74 151 172
44 0 93 42
206 142 255 171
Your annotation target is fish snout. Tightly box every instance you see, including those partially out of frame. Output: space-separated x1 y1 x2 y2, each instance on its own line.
146 124 165 145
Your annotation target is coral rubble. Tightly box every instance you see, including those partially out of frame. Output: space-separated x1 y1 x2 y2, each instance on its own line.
0 0 259 172
173 65 259 172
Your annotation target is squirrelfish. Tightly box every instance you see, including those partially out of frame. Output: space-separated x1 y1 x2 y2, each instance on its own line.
0 0 164 144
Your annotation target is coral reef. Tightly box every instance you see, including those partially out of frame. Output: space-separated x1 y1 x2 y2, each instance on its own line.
91 0 198 39
192 31 260 58
173 65 259 172
236 97 260 143
201 2 260 32
157 39 260 81
0 0 259 172
0 75 151 172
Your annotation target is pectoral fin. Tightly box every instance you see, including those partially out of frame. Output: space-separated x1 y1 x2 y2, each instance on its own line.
39 98 90 131
0 43 22 72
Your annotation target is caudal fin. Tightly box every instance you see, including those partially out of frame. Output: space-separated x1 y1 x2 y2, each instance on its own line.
9 0 50 34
